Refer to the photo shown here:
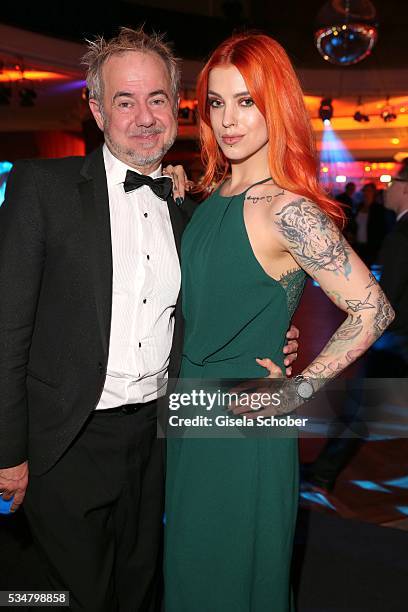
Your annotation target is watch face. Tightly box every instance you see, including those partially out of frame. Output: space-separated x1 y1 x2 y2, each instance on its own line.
297 380 314 399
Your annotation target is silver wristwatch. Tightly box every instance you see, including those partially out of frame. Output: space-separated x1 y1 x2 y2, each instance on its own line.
277 374 315 414
293 375 315 400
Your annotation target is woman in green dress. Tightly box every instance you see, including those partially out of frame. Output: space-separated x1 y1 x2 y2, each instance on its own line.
164 33 394 611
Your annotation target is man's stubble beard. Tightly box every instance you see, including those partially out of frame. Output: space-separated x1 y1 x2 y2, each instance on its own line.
103 118 177 170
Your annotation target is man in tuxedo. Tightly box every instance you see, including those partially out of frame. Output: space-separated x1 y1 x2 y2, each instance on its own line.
375 162 408 372
354 182 389 266
0 27 299 611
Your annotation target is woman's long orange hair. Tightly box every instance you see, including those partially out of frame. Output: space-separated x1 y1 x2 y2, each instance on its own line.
196 32 345 226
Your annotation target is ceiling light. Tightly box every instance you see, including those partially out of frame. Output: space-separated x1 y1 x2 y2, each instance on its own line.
354 110 370 122
319 98 333 123
381 108 397 122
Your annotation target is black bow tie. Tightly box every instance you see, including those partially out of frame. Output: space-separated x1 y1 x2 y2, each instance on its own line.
123 170 172 200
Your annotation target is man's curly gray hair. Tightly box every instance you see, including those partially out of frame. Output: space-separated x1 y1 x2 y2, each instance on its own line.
81 26 181 113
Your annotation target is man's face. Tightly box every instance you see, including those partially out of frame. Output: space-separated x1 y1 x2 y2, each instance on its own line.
89 51 178 172
385 177 408 212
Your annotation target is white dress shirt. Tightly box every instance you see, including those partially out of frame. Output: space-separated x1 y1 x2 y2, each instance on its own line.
95 144 181 409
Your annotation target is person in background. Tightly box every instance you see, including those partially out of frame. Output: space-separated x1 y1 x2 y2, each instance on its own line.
337 181 356 209
354 182 388 265
336 181 357 244
373 161 408 373
302 163 408 492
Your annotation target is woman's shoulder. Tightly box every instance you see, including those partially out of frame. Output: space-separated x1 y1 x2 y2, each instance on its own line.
245 182 320 218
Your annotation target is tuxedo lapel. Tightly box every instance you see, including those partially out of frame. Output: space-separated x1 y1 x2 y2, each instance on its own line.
78 147 112 358
77 149 186 367
397 211 408 225
166 196 184 261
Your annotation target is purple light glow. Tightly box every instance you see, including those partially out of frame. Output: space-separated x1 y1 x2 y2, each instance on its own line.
47 80 87 94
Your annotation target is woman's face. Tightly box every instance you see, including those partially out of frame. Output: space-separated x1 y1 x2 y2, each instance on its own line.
207 65 269 164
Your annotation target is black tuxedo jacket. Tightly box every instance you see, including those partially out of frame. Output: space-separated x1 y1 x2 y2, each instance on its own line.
0 146 196 475
379 211 408 338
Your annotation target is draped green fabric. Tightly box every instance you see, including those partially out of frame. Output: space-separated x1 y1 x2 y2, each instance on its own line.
165 181 306 612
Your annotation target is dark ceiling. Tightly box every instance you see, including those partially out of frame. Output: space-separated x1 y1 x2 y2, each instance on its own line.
1 1 407 70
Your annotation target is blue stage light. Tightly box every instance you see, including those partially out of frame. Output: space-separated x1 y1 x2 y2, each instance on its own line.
351 480 391 493
319 98 333 124
300 490 336 510
320 123 354 165
383 476 408 489
0 161 13 206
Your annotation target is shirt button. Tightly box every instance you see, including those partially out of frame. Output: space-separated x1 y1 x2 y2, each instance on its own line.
144 212 148 218
146 254 150 260
143 298 147 304
138 342 142 348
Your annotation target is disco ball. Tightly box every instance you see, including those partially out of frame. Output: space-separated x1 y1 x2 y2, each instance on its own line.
315 0 378 66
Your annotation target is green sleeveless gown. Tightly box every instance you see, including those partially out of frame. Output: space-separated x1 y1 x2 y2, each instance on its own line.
164 181 306 612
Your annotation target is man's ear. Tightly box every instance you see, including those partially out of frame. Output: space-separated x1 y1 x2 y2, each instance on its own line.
89 99 104 132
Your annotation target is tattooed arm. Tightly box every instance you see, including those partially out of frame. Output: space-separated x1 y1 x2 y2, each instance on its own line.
273 197 395 407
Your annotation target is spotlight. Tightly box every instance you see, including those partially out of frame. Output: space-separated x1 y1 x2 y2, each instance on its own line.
19 87 37 107
354 111 370 122
319 98 333 124
0 84 12 105
381 109 397 123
